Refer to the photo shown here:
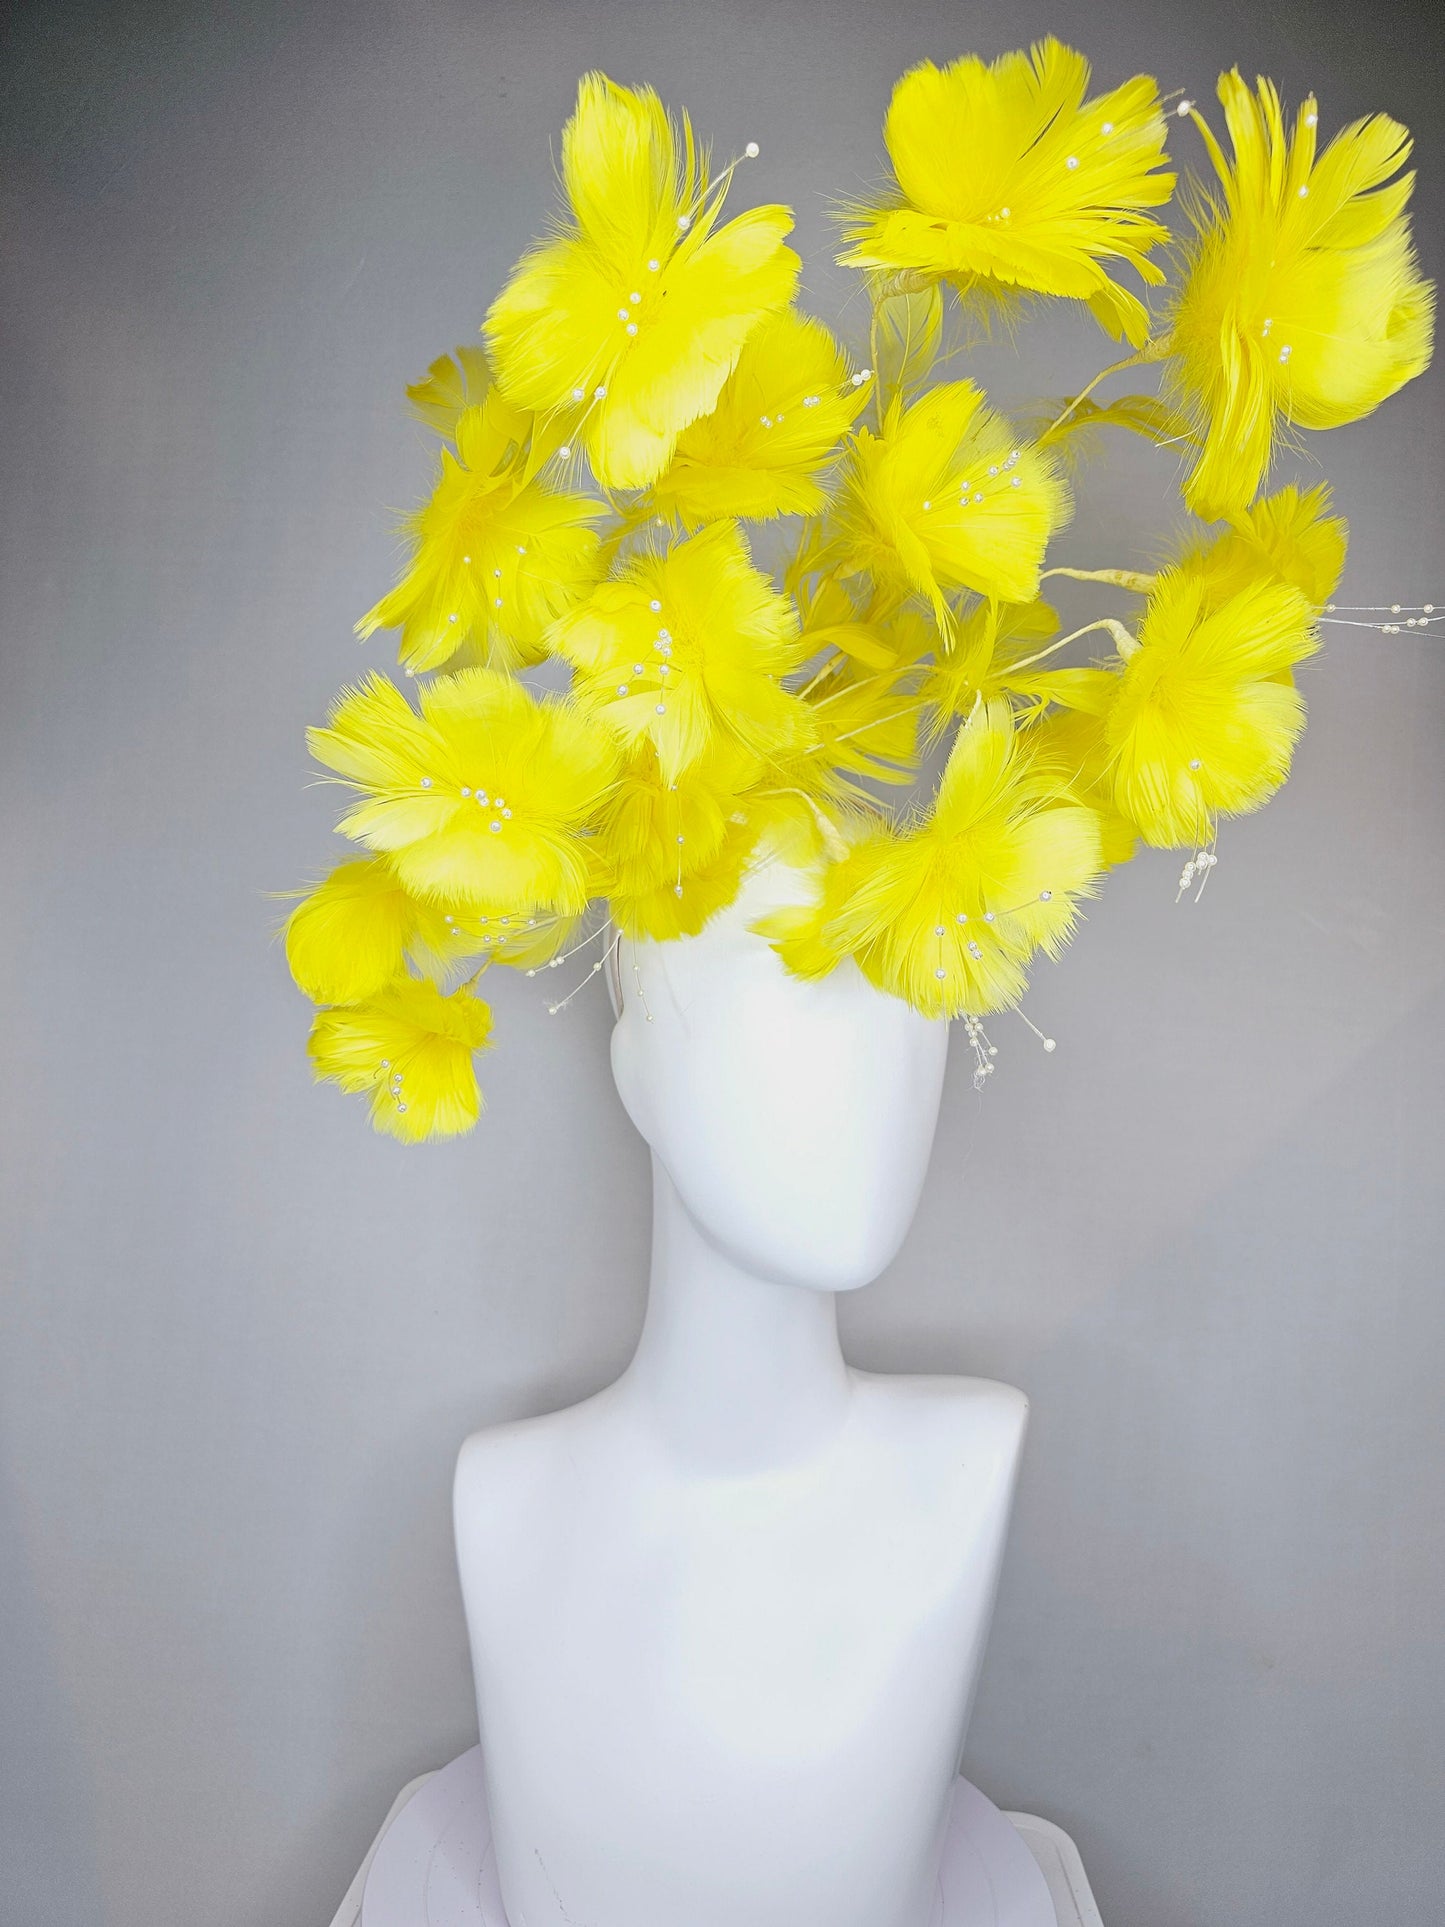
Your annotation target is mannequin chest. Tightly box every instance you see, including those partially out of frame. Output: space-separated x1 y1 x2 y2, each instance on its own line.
455 1375 1027 1779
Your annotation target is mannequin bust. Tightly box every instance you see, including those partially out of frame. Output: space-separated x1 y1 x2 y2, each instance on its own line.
454 859 1029 1927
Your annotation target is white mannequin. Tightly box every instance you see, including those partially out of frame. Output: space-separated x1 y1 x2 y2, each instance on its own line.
454 859 1029 1927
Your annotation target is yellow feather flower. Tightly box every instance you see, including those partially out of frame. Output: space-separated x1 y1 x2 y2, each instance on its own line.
307 669 619 912
1031 703 1139 867
835 384 1069 614
553 519 814 782
356 367 603 675
838 39 1174 346
1168 72 1434 519
1104 565 1319 847
284 858 464 1005
308 977 493 1142
1181 483 1347 610
764 700 1104 1015
651 309 866 526
614 814 762 940
284 856 579 1002
594 737 762 936
484 73 800 490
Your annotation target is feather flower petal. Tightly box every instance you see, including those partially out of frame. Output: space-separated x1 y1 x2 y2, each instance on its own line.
308 978 493 1142
1180 482 1347 610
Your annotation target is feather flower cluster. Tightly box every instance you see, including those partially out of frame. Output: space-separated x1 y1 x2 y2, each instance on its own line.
284 56 1432 1138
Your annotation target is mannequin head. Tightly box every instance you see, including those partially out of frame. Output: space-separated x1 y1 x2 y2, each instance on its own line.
610 858 949 1292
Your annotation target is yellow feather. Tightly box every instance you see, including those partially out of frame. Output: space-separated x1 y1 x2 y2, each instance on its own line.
1180 483 1347 609
768 702 1104 1015
356 365 603 675
285 858 461 1005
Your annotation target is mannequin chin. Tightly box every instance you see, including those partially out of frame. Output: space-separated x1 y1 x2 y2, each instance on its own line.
609 857 950 1293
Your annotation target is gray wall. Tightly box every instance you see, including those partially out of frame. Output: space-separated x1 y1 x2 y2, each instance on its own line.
2 2 1442 1923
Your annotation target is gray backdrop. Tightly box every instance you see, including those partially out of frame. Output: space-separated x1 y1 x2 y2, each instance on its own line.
2 1 1442 1923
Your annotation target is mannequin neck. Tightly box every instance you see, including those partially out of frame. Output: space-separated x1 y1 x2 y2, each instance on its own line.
620 1156 853 1471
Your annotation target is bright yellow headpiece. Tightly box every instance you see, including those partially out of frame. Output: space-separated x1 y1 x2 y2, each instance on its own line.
283 59 1431 1137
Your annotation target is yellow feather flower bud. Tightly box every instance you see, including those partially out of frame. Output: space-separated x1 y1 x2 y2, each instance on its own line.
308 978 493 1142
1168 72 1434 519
838 39 1175 346
594 738 763 939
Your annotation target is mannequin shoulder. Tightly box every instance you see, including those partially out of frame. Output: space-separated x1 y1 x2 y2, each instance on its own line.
850 1369 1030 1461
453 1395 604 1531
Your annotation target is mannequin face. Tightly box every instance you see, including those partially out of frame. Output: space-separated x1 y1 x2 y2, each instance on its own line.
610 861 950 1292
